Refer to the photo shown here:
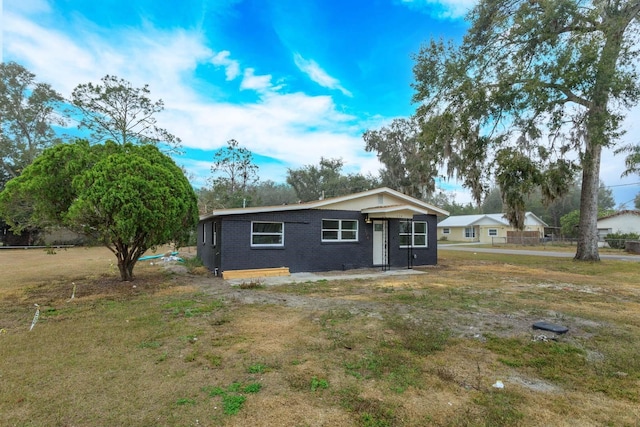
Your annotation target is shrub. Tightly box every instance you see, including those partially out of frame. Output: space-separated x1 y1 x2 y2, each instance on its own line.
605 232 640 249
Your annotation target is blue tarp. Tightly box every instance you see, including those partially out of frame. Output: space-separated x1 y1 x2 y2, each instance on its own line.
138 251 182 262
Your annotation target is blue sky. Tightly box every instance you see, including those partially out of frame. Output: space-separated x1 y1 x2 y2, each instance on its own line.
2 0 639 207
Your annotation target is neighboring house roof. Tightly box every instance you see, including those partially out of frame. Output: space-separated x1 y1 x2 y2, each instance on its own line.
597 210 640 234
597 210 640 221
199 187 450 221
437 212 548 228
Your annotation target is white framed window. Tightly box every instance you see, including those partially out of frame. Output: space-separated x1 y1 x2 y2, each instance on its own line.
488 228 498 237
322 219 358 242
465 227 476 238
399 221 428 247
212 222 217 246
202 222 206 244
442 228 450 235
251 221 284 247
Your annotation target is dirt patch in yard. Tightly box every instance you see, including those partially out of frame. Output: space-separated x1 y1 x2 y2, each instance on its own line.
3 247 640 426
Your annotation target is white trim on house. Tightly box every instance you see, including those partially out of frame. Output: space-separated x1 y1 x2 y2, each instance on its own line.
199 187 449 221
399 220 428 248
321 219 359 242
438 212 547 228
438 212 547 243
251 221 284 247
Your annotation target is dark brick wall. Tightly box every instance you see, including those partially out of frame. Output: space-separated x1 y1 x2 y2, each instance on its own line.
198 210 439 274
197 218 222 273
387 214 438 268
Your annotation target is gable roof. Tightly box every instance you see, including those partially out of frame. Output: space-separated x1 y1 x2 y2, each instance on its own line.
199 187 449 221
437 212 548 228
597 210 640 222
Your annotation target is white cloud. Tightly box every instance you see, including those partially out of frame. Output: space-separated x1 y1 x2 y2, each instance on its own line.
210 50 240 80
4 0 52 14
2 6 371 185
240 68 273 92
293 53 352 97
400 0 476 19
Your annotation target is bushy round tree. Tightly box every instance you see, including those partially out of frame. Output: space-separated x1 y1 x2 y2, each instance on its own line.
0 140 198 281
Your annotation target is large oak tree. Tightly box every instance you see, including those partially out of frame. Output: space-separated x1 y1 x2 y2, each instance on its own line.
363 118 440 200
412 0 640 260
286 157 379 202
0 62 66 187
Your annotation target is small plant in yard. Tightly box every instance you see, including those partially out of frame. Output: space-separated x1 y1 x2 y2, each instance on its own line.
175 398 196 406
137 340 161 349
473 390 524 426
184 351 198 362
181 256 205 273
202 381 262 416
243 382 262 393
163 297 224 318
247 362 268 374
239 279 264 289
222 394 246 415
205 353 222 367
310 376 329 391
339 386 397 427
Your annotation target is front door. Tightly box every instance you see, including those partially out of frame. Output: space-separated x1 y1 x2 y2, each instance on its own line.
372 220 388 267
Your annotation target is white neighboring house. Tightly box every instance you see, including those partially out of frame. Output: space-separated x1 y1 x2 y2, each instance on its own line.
437 212 548 244
597 210 640 238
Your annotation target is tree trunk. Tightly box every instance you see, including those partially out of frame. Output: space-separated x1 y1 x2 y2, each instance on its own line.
574 6 635 261
115 246 136 281
117 257 135 281
575 141 601 261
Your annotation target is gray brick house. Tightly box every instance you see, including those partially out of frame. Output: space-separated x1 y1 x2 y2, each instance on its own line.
197 187 449 275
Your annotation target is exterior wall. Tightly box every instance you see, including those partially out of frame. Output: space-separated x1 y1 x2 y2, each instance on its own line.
438 226 479 242
320 193 392 211
197 218 222 274
477 225 509 244
387 214 438 268
598 214 640 235
438 224 545 243
198 210 439 274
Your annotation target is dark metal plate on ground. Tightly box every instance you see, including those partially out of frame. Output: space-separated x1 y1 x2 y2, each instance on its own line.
532 321 569 334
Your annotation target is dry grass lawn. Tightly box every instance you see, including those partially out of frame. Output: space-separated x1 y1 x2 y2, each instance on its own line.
0 246 639 426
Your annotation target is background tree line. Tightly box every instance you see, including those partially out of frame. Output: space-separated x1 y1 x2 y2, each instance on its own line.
0 62 196 280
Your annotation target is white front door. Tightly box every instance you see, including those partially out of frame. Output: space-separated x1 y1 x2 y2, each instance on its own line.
372 220 388 266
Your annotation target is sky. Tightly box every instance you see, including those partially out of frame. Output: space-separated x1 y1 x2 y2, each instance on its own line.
1 0 639 207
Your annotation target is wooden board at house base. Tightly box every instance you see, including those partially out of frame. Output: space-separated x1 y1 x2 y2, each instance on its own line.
222 267 290 280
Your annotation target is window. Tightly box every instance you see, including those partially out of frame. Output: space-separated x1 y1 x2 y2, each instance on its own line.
488 228 498 237
202 222 206 244
212 222 217 246
399 221 428 247
251 221 284 246
322 219 358 242
465 227 476 238
442 228 450 235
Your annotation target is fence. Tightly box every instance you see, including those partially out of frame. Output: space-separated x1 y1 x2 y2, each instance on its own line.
506 231 542 245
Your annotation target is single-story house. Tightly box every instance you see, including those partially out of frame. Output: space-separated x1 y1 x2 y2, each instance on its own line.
597 210 640 237
197 187 449 276
437 212 547 244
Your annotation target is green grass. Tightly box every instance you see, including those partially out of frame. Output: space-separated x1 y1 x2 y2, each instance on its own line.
2 246 640 426
162 295 224 318
247 363 268 374
310 376 329 391
202 381 262 416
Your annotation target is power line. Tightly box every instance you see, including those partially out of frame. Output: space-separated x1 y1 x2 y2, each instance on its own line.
607 181 640 188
